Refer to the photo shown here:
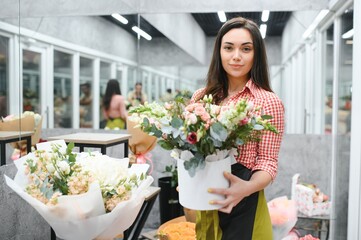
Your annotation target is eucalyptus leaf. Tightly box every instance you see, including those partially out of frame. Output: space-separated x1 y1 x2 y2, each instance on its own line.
184 160 193 170
158 140 174 150
210 122 228 141
254 124 264 130
171 117 183 129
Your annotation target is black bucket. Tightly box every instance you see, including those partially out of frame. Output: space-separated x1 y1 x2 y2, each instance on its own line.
158 176 183 224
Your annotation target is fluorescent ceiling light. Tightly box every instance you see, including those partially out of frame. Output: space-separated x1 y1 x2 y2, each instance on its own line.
302 9 329 39
261 10 270 22
111 13 128 24
342 29 354 39
132 26 152 41
217 11 227 23
260 24 267 39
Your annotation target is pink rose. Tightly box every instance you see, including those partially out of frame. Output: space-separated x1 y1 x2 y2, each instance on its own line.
194 106 207 116
200 112 211 122
186 132 198 144
185 103 202 112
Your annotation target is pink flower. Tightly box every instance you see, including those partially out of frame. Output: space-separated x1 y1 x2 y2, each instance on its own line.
194 106 207 116
186 132 197 144
164 102 173 110
185 103 202 112
300 235 320 240
200 112 211 122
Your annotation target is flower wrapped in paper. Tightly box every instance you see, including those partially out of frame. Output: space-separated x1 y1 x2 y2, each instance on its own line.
0 111 42 157
292 174 331 217
267 196 297 240
4 140 153 239
127 117 157 173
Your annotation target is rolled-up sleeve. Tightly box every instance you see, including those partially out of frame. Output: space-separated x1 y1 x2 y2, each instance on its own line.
252 95 285 180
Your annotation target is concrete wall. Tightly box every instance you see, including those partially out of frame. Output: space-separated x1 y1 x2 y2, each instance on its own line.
1 130 348 239
281 10 319 61
2 16 138 62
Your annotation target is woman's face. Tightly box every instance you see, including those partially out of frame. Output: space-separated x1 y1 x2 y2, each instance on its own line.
220 28 254 83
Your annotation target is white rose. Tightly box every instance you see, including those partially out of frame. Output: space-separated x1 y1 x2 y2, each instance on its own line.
46 163 56 173
57 161 70 175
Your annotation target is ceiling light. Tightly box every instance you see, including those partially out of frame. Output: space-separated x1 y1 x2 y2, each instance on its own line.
111 13 128 25
217 11 227 23
260 24 267 39
302 9 329 39
261 10 270 22
342 28 354 39
132 26 152 41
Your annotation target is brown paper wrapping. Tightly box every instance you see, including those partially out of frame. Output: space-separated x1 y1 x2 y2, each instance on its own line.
0 115 42 148
126 118 157 164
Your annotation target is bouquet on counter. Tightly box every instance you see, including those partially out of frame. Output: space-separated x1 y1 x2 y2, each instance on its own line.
5 140 153 239
267 196 298 240
129 95 278 177
0 111 42 159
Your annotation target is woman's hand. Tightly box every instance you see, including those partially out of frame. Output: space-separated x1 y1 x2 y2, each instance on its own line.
208 171 252 213
209 170 272 214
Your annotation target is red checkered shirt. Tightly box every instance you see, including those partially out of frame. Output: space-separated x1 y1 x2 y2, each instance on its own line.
191 80 285 180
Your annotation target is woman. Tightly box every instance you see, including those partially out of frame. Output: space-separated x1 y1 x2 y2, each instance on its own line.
191 17 285 239
102 79 127 129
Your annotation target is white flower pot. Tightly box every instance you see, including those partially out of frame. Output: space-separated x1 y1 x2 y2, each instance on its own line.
177 157 231 210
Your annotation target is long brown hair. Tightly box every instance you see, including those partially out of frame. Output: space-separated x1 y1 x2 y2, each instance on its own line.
201 17 272 104
103 79 121 111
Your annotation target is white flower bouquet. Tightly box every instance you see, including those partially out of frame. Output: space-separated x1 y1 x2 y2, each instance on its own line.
5 140 153 239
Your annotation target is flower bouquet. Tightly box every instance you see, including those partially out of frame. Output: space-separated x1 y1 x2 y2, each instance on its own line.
5 140 153 239
0 111 42 159
129 95 277 210
267 196 298 240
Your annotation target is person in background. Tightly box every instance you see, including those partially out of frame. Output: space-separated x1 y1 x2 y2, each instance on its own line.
102 79 127 129
79 82 93 128
127 82 147 107
160 88 174 102
190 17 285 239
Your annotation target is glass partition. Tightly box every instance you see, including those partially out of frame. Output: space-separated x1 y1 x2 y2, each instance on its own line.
79 57 94 128
338 9 353 135
0 35 9 118
54 50 73 128
324 24 334 134
22 49 41 113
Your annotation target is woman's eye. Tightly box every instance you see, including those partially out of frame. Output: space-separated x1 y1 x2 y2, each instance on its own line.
242 46 253 52
224 46 232 51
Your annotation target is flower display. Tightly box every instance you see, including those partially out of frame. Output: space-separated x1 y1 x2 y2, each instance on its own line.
5 140 153 239
129 95 278 176
267 196 298 239
24 142 145 212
